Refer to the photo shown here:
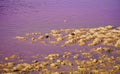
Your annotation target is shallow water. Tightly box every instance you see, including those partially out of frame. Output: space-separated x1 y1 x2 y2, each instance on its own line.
0 0 120 73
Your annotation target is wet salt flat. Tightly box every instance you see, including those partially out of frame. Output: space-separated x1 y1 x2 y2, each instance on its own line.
0 0 120 74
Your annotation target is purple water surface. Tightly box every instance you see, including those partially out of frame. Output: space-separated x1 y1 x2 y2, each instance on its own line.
0 0 120 64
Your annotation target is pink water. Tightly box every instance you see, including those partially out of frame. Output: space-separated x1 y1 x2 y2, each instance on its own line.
0 0 120 73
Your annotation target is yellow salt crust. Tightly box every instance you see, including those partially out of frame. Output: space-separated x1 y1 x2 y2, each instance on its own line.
40 69 51 74
73 54 80 59
92 47 113 53
64 39 76 45
60 60 73 66
69 71 80 74
16 25 120 48
5 55 21 61
63 52 72 58
5 25 119 73
16 36 27 40
78 39 86 46
50 63 59 69
64 52 72 55
56 37 64 42
45 54 60 60
6 62 16 68
115 39 120 47
51 33 63 37
56 59 63 64
51 30 61 34
105 25 114 29
77 66 87 71
88 38 101 46
1 50 120 73
51 72 63 74
38 36 44 40
64 29 74 33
